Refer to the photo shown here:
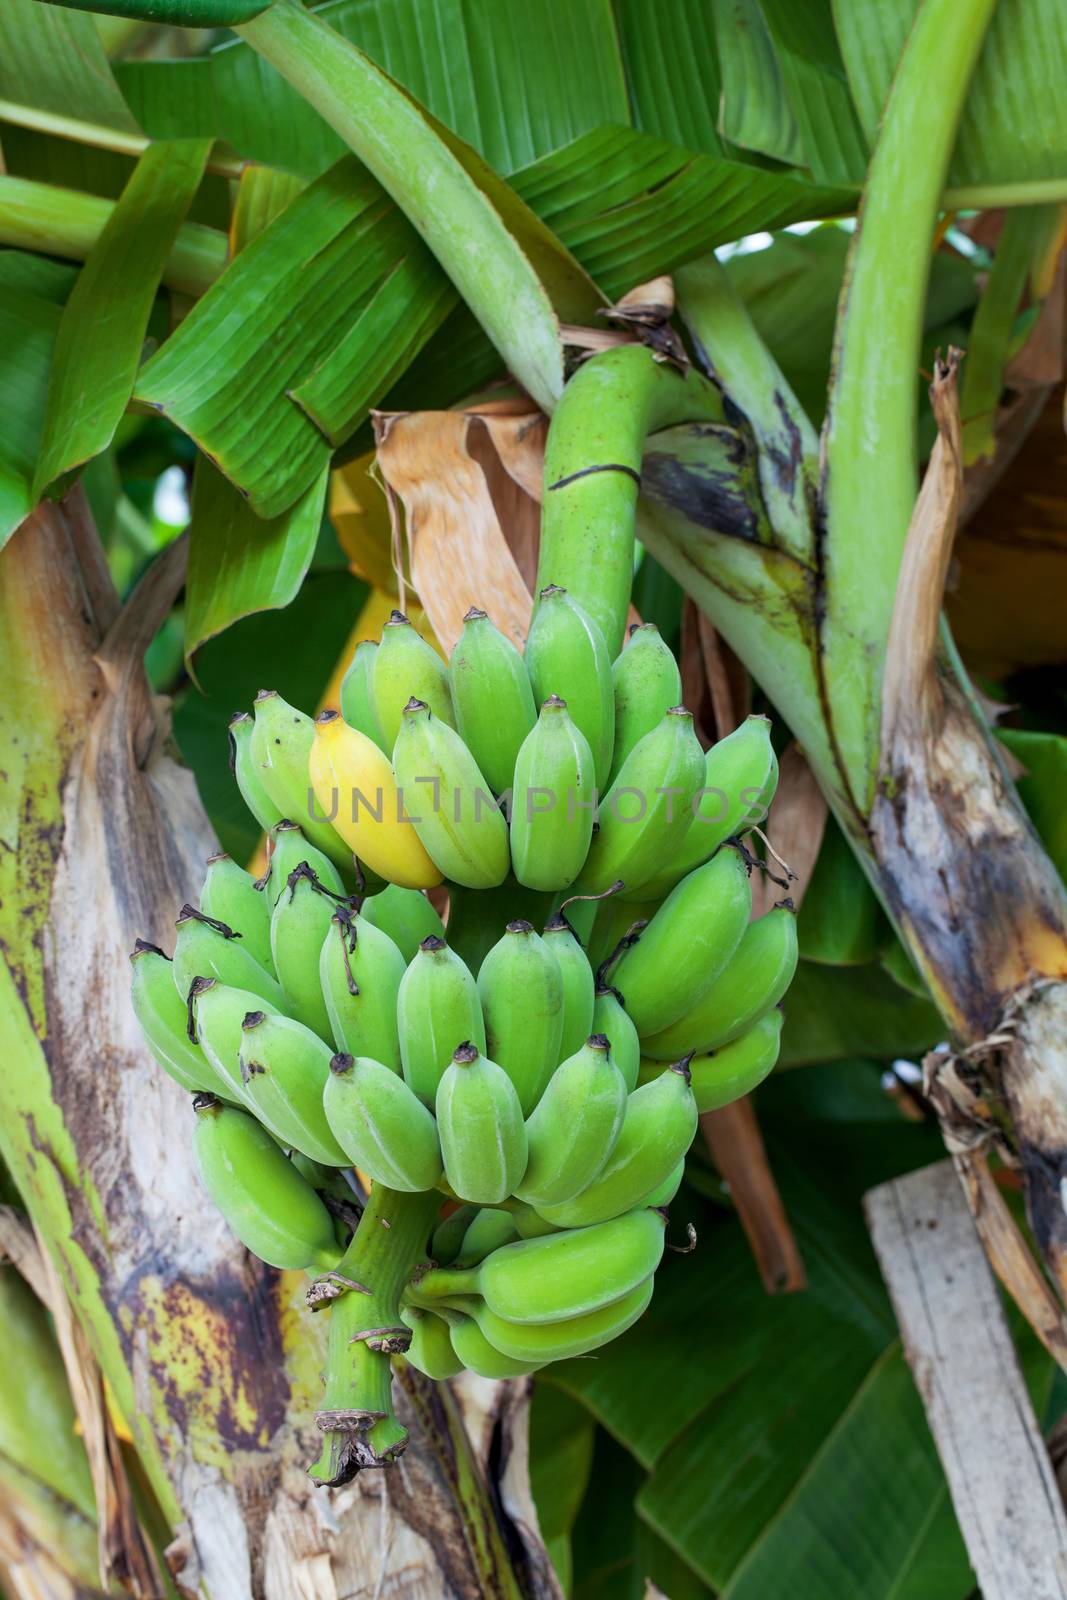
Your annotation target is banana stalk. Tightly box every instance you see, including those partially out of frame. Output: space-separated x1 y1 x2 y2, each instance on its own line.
307 1184 442 1485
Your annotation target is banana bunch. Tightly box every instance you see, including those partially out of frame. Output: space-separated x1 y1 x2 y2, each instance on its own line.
130 590 799 1474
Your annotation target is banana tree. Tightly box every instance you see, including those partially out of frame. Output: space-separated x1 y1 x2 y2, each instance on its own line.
3 0 1067 1594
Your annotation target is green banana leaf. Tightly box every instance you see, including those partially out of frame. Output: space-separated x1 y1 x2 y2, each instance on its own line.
0 0 141 144
712 0 804 167
0 283 63 549
33 137 210 497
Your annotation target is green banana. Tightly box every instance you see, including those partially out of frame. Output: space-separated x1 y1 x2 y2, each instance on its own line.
515 1035 626 1209
262 819 345 909
129 941 223 1095
397 936 486 1106
323 1053 442 1191
319 905 405 1069
612 846 752 1036
416 1208 665 1324
372 609 455 750
638 1008 784 1113
270 864 345 1041
509 696 596 891
477 921 564 1114
431 1203 479 1266
509 1201 561 1239
587 891 642 972
610 623 682 780
579 707 705 896
639 1160 685 1209
249 690 355 875
641 904 798 1060
591 983 640 1092
454 1207 520 1266
392 699 510 888
340 638 386 750
524 585 614 789
199 852 275 974
435 1042 528 1205
449 607 536 794
447 1312 542 1378
359 883 446 962
399 1305 464 1380
228 710 283 833
630 715 778 901
534 1065 698 1229
192 1096 340 1271
238 1010 349 1165
172 905 285 1009
542 914 595 1063
187 977 280 1101
462 1276 653 1364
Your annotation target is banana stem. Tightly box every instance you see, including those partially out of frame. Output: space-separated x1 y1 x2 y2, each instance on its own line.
308 1184 441 1486
535 345 722 657
821 0 998 806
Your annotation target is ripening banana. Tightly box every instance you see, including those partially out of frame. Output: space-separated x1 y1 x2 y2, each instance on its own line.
392 699 510 889
249 691 354 875
463 1276 654 1364
610 623 682 780
454 1207 520 1266
611 846 752 1037
199 853 275 974
359 883 445 962
269 865 343 1041
516 1036 627 1209
187 977 280 1101
579 707 705 896
319 905 405 1069
340 638 387 750
477 921 565 1114
323 1053 442 1191
542 914 595 1063
400 1305 464 1380
261 820 345 909
130 941 224 1095
534 1064 698 1229
447 1312 542 1378
509 696 596 891
435 1042 528 1205
238 1010 349 1166
641 904 798 1060
431 1203 479 1266
228 711 283 833
524 586 614 789
449 607 536 795
193 1096 340 1271
638 1008 783 1113
371 609 455 749
591 983 640 1092
631 715 778 901
416 1208 666 1324
172 905 285 1010
397 936 486 1105
308 709 443 890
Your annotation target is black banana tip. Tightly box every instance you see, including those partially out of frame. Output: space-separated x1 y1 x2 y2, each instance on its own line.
205 851 230 865
543 913 568 933
542 693 567 711
330 1052 355 1076
316 708 341 725
666 705 692 718
420 935 448 952
539 583 566 599
463 605 488 622
403 696 429 713
192 1092 221 1115
242 1010 267 1031
228 710 252 727
670 1052 695 1085
274 818 301 833
505 919 534 935
587 1033 611 1051
253 688 278 702
130 938 167 961
453 1041 479 1065
387 609 410 625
